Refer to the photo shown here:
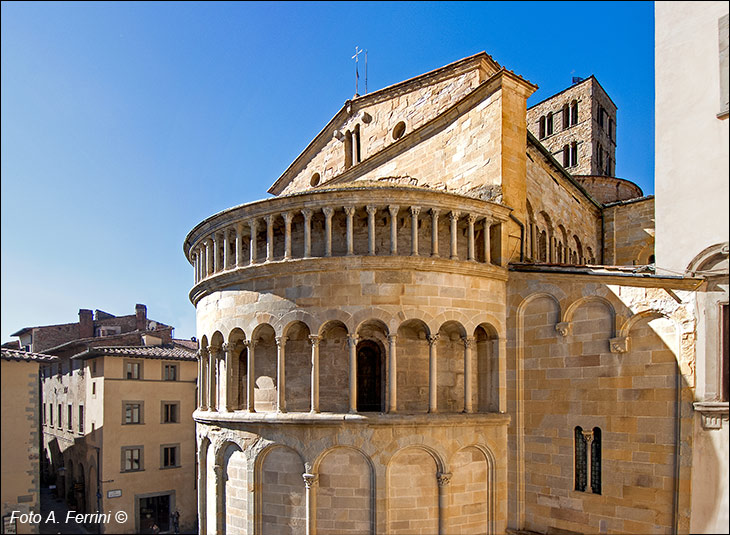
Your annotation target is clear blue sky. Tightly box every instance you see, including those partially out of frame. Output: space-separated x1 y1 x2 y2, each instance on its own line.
1 1 655 343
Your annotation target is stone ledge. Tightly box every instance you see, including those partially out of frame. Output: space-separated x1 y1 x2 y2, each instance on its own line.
693 401 729 430
194 409 510 428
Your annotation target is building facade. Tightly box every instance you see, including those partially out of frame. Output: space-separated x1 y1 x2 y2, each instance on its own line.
655 2 730 534
11 304 198 534
1 349 58 535
183 49 720 535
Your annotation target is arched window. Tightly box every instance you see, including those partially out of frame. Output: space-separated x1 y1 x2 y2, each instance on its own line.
344 130 353 169
591 427 602 494
562 104 570 129
356 340 383 412
570 100 578 125
563 145 570 167
575 426 587 491
597 142 604 170
608 117 614 141
354 124 361 164
539 116 546 139
546 112 554 136
570 142 578 167
598 105 605 128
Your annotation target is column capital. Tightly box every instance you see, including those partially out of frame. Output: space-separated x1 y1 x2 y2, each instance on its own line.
410 206 421 216
249 219 258 231
387 333 397 343
283 211 294 224
275 336 288 347
366 205 377 216
462 336 476 349
437 472 452 487
208 345 222 357
449 211 461 221
264 213 275 224
467 213 477 224
582 429 595 444
308 334 322 346
347 333 359 346
343 206 356 217
243 339 258 350
301 208 313 220
302 472 318 489
221 342 232 353
428 333 440 345
322 206 334 218
197 348 209 360
431 208 440 217
388 205 400 216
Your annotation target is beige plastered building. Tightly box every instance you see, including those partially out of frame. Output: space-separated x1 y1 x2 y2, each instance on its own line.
1 349 58 535
12 305 199 534
655 2 730 534
184 47 726 534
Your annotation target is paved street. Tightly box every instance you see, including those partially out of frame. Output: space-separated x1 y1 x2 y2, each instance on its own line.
39 486 92 535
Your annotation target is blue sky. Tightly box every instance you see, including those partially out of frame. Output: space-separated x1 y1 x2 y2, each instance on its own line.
1 1 655 343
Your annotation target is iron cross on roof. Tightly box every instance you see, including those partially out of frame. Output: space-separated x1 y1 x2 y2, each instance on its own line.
352 46 363 97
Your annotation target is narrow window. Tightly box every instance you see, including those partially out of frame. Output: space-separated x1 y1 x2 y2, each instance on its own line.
608 117 614 141
575 426 587 491
539 116 546 139
591 427 602 494
546 112 554 135
92 382 96 396
562 104 570 129
354 124 361 163
67 404 73 431
92 360 97 374
722 303 729 402
571 100 578 125
563 145 570 167
162 402 179 424
78 406 84 433
43 404 46 425
344 130 353 169
58 404 62 428
571 142 578 167
597 143 604 170
49 404 53 427
598 105 605 128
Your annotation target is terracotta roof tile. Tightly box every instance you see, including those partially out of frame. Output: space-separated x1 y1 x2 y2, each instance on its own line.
71 344 197 361
1 348 59 362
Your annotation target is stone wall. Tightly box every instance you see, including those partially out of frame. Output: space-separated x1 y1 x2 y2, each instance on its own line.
603 197 655 266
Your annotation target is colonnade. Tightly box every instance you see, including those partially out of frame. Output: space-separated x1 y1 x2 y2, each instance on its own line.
526 221 595 265
196 326 496 416
189 203 501 284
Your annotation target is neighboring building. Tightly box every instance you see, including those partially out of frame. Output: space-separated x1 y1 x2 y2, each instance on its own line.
655 2 730 533
11 305 198 534
184 51 705 534
1 348 58 535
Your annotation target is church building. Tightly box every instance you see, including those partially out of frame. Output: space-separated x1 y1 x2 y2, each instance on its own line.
184 44 725 534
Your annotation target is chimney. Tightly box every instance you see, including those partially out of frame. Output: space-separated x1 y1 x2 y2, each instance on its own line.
135 304 147 331
79 309 93 338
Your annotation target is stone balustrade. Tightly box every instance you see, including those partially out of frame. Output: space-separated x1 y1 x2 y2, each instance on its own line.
184 186 509 287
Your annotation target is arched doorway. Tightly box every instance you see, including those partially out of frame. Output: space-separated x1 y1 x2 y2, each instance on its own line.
357 340 383 412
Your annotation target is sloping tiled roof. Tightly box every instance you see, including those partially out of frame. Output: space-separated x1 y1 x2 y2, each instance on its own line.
71 344 197 361
1 348 59 363
172 339 198 350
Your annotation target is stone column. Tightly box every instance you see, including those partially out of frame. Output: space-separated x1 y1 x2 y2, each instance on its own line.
244 340 257 412
388 205 399 255
449 212 460 260
221 343 232 412
265 214 274 262
223 228 230 269
431 208 440 257
235 223 243 267
467 214 476 261
388 334 398 413
303 470 318 535
463 337 475 413
249 220 258 264
323 207 334 257
309 335 321 413
437 472 452 534
198 350 208 409
206 239 214 276
302 209 313 257
212 233 220 273
208 346 219 411
428 334 440 413
531 223 537 260
583 429 595 492
483 217 492 264
366 205 377 255
283 212 293 260
410 206 421 256
192 252 198 284
344 206 355 255
348 334 359 413
276 336 288 413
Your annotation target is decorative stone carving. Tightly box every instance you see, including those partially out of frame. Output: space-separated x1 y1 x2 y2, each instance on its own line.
555 322 571 337
436 472 452 487
302 472 318 489
609 336 629 353
694 402 730 430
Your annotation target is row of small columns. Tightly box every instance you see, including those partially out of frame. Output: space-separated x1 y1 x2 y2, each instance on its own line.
190 206 498 283
209 464 453 535
197 334 479 414
528 222 587 264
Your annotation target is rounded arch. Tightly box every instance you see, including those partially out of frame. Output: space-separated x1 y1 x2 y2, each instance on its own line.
618 309 672 340
316 309 352 332
278 311 317 338
199 436 212 535
396 317 431 337
200 334 209 349
562 295 617 337
448 444 497 535
394 308 435 333
226 327 246 344
352 308 393 334
686 241 729 274
387 444 446 474
432 310 473 335
255 444 306 535
318 318 349 337
217 441 246 535
354 316 390 337
250 322 275 341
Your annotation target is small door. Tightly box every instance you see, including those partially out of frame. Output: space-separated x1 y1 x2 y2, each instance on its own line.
139 494 170 533
357 340 383 412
